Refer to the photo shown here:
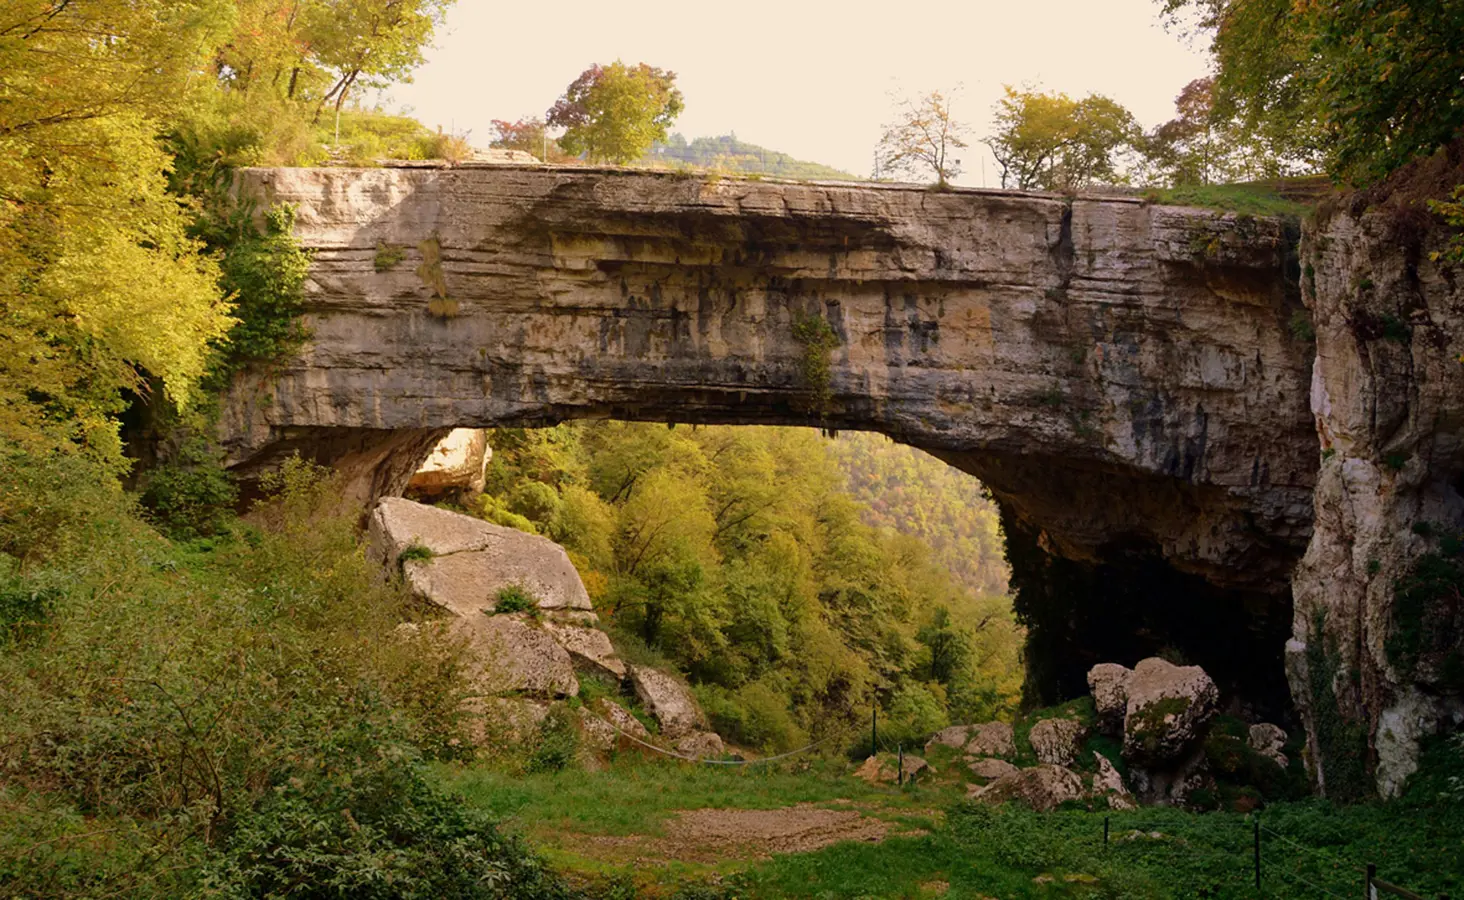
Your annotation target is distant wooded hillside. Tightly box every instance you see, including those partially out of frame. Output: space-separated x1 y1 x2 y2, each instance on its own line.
646 133 861 180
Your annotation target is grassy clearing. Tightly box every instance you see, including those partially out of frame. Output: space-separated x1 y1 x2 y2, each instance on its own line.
1143 182 1313 218
436 754 935 838
433 733 1463 900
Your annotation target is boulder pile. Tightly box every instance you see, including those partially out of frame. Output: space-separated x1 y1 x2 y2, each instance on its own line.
368 497 725 758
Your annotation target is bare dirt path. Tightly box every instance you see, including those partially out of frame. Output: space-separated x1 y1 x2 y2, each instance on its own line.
559 801 930 866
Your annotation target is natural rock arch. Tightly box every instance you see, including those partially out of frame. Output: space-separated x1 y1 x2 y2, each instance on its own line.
221 164 1317 716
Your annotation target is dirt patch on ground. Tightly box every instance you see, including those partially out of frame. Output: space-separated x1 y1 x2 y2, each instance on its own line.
566 803 900 865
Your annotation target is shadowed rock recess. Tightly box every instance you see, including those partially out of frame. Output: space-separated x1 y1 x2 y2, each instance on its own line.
221 165 1317 736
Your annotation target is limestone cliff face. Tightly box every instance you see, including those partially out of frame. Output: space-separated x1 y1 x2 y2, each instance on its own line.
1292 206 1464 798
222 165 1317 608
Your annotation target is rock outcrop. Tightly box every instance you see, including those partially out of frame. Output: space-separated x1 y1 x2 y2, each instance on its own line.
854 754 929 785
1092 753 1136 810
1088 663 1132 735
1122 658 1219 766
408 428 491 497
968 757 1020 782
1029 718 1086 767
368 497 594 615
1249 723 1289 770
222 166 1316 698
1293 199 1464 798
970 764 1085 812
674 731 726 759
964 722 1017 759
628 665 707 739
454 614 579 697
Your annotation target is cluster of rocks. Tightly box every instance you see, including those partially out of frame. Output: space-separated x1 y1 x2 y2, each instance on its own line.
368 497 725 758
929 658 1290 811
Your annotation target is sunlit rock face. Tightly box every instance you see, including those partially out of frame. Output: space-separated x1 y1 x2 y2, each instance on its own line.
221 164 1316 600
213 165 1338 777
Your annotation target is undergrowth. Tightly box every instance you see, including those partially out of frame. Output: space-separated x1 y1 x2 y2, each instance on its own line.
0 449 573 898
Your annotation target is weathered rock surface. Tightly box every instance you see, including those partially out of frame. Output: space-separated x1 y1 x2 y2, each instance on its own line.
1029 718 1086 767
1088 663 1132 735
926 725 976 754
675 731 726 759
223 165 1315 618
1293 202 1464 798
368 497 593 614
628 665 707 739
408 428 491 497
578 699 650 752
463 696 551 747
970 764 1085 812
1248 723 1288 769
965 722 1017 759
854 754 928 785
454 614 579 698
1122 658 1219 765
1091 752 1136 810
541 619 626 681
968 757 1020 782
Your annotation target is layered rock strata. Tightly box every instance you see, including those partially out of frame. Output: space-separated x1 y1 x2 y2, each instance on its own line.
223 165 1316 612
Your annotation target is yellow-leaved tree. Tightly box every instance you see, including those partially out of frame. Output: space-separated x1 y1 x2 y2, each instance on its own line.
0 0 236 469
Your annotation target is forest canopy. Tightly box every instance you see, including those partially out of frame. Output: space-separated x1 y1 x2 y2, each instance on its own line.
459 423 1023 751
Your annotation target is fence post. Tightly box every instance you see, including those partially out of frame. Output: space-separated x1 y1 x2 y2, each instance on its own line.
1366 864 1376 900
1103 815 1109 850
871 704 878 755
1253 815 1261 892
898 744 904 786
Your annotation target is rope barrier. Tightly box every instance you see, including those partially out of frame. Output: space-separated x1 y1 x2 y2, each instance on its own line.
1260 823 1363 875
1268 861 1355 900
589 712 854 766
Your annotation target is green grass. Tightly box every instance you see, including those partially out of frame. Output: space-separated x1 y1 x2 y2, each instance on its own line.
1143 182 1311 218
434 754 931 839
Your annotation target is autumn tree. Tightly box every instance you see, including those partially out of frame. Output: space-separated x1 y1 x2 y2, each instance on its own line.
546 61 684 164
1159 0 1462 182
984 86 1140 191
874 90 968 187
0 0 234 467
490 117 576 163
303 0 454 121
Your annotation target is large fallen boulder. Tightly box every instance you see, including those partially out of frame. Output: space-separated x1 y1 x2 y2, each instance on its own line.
1029 718 1086 767
577 698 651 752
1122 657 1219 766
964 722 1016 759
926 725 976 754
968 757 1020 782
970 764 1084 812
1087 663 1132 735
675 731 726 759
462 696 551 747
368 497 593 615
628 665 707 739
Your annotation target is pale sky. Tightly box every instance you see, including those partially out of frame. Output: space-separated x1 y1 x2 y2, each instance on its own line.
385 0 1211 186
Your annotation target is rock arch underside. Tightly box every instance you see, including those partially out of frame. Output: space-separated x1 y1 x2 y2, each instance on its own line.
221 163 1457 795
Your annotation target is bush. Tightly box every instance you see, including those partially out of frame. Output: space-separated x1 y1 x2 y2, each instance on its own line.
494 584 539 615
201 725 571 899
139 438 238 539
509 481 562 526
526 706 580 774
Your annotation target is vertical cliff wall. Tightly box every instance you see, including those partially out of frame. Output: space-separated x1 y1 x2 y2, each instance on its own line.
1293 200 1464 798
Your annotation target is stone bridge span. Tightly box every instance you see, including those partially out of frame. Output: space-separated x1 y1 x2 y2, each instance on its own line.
223 165 1317 706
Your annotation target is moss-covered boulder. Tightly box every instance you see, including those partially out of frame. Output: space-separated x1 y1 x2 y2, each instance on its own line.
1122 657 1219 766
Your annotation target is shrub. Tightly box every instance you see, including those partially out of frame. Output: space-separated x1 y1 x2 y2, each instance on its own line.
493 585 539 615
509 481 562 526
525 706 580 774
139 438 239 539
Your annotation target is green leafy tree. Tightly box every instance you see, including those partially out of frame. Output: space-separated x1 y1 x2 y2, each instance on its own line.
0 0 235 469
985 86 1141 191
875 89 968 187
1159 0 1462 182
547 61 685 164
